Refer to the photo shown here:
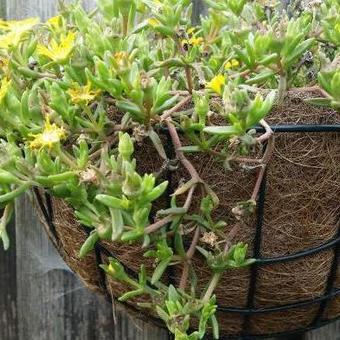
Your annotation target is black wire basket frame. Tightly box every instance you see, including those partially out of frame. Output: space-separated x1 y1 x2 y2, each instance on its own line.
34 123 340 340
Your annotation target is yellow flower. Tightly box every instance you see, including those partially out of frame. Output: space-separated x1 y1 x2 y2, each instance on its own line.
206 74 226 95
187 27 196 35
47 16 62 29
67 83 100 105
29 117 66 150
189 37 204 46
37 31 76 63
0 33 15 49
0 17 39 32
181 37 204 49
225 59 240 70
0 17 39 49
0 77 11 103
148 18 160 28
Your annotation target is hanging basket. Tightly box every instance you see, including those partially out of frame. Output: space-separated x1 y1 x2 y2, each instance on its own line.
33 91 340 339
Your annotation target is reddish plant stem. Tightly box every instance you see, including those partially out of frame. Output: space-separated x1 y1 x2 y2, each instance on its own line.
175 38 194 94
145 215 174 235
251 119 274 202
145 185 196 235
160 95 192 121
165 119 201 182
183 185 196 211
257 119 272 143
90 134 118 161
185 66 193 93
179 226 201 290
164 119 205 290
203 120 274 302
232 157 262 164
202 223 240 303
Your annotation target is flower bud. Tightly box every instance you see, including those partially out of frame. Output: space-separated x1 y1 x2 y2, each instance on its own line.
118 132 134 160
122 172 142 197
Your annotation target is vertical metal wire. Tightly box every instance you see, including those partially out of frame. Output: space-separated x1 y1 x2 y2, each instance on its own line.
312 217 340 326
242 172 268 335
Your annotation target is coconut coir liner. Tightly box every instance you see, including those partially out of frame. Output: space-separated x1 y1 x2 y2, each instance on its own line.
34 90 340 336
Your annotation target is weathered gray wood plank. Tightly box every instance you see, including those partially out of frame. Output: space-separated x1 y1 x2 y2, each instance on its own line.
15 194 170 340
192 0 207 24
0 215 18 340
6 0 95 20
15 195 114 340
305 322 340 340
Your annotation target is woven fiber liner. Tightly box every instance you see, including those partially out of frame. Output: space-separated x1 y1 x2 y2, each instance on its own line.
34 90 340 337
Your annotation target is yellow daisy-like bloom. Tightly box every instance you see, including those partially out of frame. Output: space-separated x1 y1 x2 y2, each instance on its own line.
181 37 204 48
29 117 66 150
0 17 39 32
189 37 204 46
67 83 100 105
37 31 76 63
206 74 226 95
225 59 240 70
0 77 11 103
0 17 39 49
47 15 62 29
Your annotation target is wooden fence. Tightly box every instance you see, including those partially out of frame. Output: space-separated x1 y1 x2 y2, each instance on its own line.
0 0 339 339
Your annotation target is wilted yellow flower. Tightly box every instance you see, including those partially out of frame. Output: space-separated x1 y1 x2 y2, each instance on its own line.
0 57 9 75
225 59 240 70
113 51 130 71
67 83 100 105
0 77 11 103
37 32 76 63
206 74 226 95
0 17 39 49
29 117 66 150
114 51 128 64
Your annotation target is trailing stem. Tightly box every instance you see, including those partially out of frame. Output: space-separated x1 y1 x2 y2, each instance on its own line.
277 73 287 105
165 119 201 183
251 119 274 202
160 95 192 121
179 226 201 290
202 239 231 303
